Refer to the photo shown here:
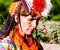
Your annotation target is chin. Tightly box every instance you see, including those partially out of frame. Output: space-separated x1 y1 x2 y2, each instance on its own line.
25 31 32 35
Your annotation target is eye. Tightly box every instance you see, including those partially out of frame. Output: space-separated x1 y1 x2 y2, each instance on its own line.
26 15 32 21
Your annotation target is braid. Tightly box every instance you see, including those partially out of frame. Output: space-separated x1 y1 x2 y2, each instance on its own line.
0 14 16 38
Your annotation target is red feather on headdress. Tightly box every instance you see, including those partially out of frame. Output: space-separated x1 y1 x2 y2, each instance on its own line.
32 0 45 13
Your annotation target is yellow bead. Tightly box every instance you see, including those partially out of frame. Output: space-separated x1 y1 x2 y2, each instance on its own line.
9 2 16 15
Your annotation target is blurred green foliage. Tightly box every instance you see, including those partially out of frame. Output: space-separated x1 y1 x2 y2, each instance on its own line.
32 23 60 44
51 0 60 15
50 0 60 20
0 0 13 28
0 0 13 19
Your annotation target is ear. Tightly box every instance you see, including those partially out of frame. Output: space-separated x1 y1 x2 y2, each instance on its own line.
15 14 19 23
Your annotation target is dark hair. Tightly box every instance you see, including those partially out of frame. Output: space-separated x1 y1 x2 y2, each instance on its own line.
0 14 16 38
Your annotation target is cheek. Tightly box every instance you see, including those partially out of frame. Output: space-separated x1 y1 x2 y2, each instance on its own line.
25 20 36 35
31 20 36 29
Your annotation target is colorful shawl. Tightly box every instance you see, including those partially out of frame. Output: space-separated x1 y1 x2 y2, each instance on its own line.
0 36 15 50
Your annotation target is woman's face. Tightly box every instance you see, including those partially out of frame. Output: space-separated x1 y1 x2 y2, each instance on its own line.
20 15 36 35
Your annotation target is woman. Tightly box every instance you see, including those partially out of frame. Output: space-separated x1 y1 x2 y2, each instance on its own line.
0 0 52 50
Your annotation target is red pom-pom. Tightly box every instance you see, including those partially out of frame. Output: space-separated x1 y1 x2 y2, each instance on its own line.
32 0 45 13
